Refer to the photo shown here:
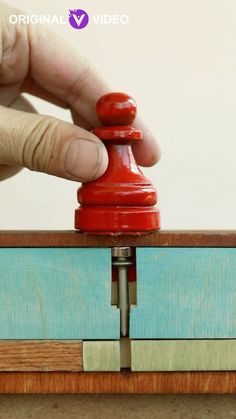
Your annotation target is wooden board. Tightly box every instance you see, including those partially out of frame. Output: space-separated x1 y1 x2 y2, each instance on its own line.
0 248 119 339
131 340 236 371
83 341 120 371
0 231 235 393
0 341 82 371
130 247 236 338
0 230 236 247
0 371 236 393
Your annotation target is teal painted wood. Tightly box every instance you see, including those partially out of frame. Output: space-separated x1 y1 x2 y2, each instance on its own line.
0 248 119 339
130 248 236 339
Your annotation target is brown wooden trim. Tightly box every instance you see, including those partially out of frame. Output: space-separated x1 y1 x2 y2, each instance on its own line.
0 371 235 393
0 341 82 372
0 230 236 247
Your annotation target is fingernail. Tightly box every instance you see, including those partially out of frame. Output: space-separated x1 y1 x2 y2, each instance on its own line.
65 139 107 181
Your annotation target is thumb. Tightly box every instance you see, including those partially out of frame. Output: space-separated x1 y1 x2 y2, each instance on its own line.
0 105 108 182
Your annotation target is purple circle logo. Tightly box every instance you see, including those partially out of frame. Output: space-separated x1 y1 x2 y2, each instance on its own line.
69 9 89 29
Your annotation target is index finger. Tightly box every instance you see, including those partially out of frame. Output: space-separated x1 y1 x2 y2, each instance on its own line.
27 25 161 166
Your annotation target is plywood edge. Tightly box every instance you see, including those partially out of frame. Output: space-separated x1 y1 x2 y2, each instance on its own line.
0 230 236 247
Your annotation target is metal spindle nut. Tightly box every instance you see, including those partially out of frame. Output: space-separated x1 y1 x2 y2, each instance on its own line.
112 247 132 258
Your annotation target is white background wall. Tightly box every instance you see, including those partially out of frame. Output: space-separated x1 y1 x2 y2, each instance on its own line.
1 0 236 230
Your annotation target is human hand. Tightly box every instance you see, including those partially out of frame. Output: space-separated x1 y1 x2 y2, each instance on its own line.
0 2 161 182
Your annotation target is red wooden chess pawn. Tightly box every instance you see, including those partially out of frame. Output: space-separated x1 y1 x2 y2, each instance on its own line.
75 93 160 233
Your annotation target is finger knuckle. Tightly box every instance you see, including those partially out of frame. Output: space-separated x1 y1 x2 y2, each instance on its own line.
22 116 60 172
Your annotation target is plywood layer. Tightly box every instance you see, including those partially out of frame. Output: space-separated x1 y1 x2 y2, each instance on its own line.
131 248 236 338
131 340 236 371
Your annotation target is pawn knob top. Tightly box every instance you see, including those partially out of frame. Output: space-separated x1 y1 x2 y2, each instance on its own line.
96 92 137 126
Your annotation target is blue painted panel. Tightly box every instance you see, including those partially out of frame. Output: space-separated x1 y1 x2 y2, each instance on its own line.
0 248 119 339
130 248 236 338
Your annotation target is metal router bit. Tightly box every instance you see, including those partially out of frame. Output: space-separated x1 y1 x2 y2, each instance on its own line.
112 247 132 337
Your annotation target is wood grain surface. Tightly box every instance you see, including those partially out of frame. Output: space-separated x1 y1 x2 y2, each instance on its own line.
83 341 120 372
130 247 236 338
0 371 235 393
0 230 236 247
131 340 236 371
0 248 119 339
0 341 82 371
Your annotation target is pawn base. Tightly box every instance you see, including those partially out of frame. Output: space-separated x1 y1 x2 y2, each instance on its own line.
75 206 160 234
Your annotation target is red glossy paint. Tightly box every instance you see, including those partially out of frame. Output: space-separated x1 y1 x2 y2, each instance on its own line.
96 92 137 126
75 93 160 234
